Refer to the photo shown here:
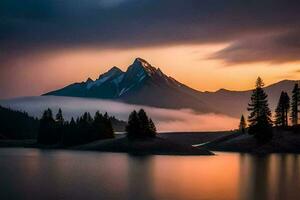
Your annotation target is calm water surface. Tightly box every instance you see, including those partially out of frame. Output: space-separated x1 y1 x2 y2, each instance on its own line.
0 148 299 200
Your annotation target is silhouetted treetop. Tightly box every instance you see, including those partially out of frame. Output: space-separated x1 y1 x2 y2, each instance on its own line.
291 83 300 126
275 91 290 128
126 109 157 139
56 108 64 123
247 77 273 143
239 115 247 134
37 109 123 146
256 76 265 88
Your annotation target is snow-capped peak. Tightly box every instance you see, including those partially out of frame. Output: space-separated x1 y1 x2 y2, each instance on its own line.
134 57 150 67
86 66 124 89
84 58 172 94
98 66 123 79
46 57 188 100
131 57 157 75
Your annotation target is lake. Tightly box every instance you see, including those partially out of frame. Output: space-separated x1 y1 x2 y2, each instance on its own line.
0 148 299 200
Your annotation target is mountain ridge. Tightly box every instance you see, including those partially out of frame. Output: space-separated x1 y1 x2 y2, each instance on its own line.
44 58 299 117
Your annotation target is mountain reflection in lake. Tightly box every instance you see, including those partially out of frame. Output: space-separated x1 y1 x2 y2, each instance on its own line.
0 149 299 200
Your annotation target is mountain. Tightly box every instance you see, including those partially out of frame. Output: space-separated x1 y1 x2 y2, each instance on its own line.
198 80 299 117
44 58 299 117
45 58 214 113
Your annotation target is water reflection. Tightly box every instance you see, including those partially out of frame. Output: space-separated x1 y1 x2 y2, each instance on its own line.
127 156 155 200
239 153 300 200
239 155 271 200
0 149 300 200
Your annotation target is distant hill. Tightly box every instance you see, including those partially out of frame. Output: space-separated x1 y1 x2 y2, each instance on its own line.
198 80 299 117
44 58 299 117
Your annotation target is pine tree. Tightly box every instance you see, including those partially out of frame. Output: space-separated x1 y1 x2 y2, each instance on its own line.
148 118 157 137
138 109 151 137
126 109 157 139
275 94 284 127
82 112 93 124
55 108 64 143
247 77 273 142
93 111 114 139
102 112 114 138
92 111 103 140
126 110 140 138
291 83 300 126
69 117 76 130
61 117 76 146
239 115 247 133
38 108 56 144
56 108 64 123
275 92 290 127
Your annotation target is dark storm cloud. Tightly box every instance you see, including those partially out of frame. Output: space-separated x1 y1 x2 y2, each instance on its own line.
211 30 300 64
0 0 300 63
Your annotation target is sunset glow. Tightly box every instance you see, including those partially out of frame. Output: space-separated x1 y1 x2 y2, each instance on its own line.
1 1 300 98
1 2 300 199
1 44 300 98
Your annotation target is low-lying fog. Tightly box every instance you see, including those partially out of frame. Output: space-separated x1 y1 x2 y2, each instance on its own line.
0 96 238 132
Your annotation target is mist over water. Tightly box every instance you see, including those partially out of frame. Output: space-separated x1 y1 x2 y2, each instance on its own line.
0 96 238 132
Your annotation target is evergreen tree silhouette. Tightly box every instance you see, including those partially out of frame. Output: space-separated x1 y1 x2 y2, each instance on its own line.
126 110 140 138
291 83 300 126
92 111 104 140
37 109 117 146
239 115 247 133
56 108 64 123
247 77 273 143
91 111 114 140
55 108 64 143
148 118 157 137
70 117 76 128
62 117 76 146
126 109 157 139
138 109 151 137
275 91 290 127
78 112 93 142
102 112 114 138
0 106 39 139
38 108 56 144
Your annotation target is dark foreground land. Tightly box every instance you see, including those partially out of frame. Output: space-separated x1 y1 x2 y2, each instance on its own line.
204 129 300 154
0 133 220 156
75 136 213 155
160 131 232 146
1 129 300 154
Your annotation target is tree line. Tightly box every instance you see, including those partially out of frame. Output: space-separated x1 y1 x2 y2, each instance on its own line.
38 108 157 146
38 109 115 146
0 106 39 139
239 77 300 143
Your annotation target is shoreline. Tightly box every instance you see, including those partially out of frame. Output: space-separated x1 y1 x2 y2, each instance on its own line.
1 129 300 155
0 135 214 156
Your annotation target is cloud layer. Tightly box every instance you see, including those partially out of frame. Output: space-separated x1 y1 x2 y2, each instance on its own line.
1 0 300 64
0 96 238 132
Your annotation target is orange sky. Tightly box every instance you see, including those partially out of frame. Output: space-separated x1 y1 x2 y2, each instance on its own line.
1 44 300 98
1 0 300 99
